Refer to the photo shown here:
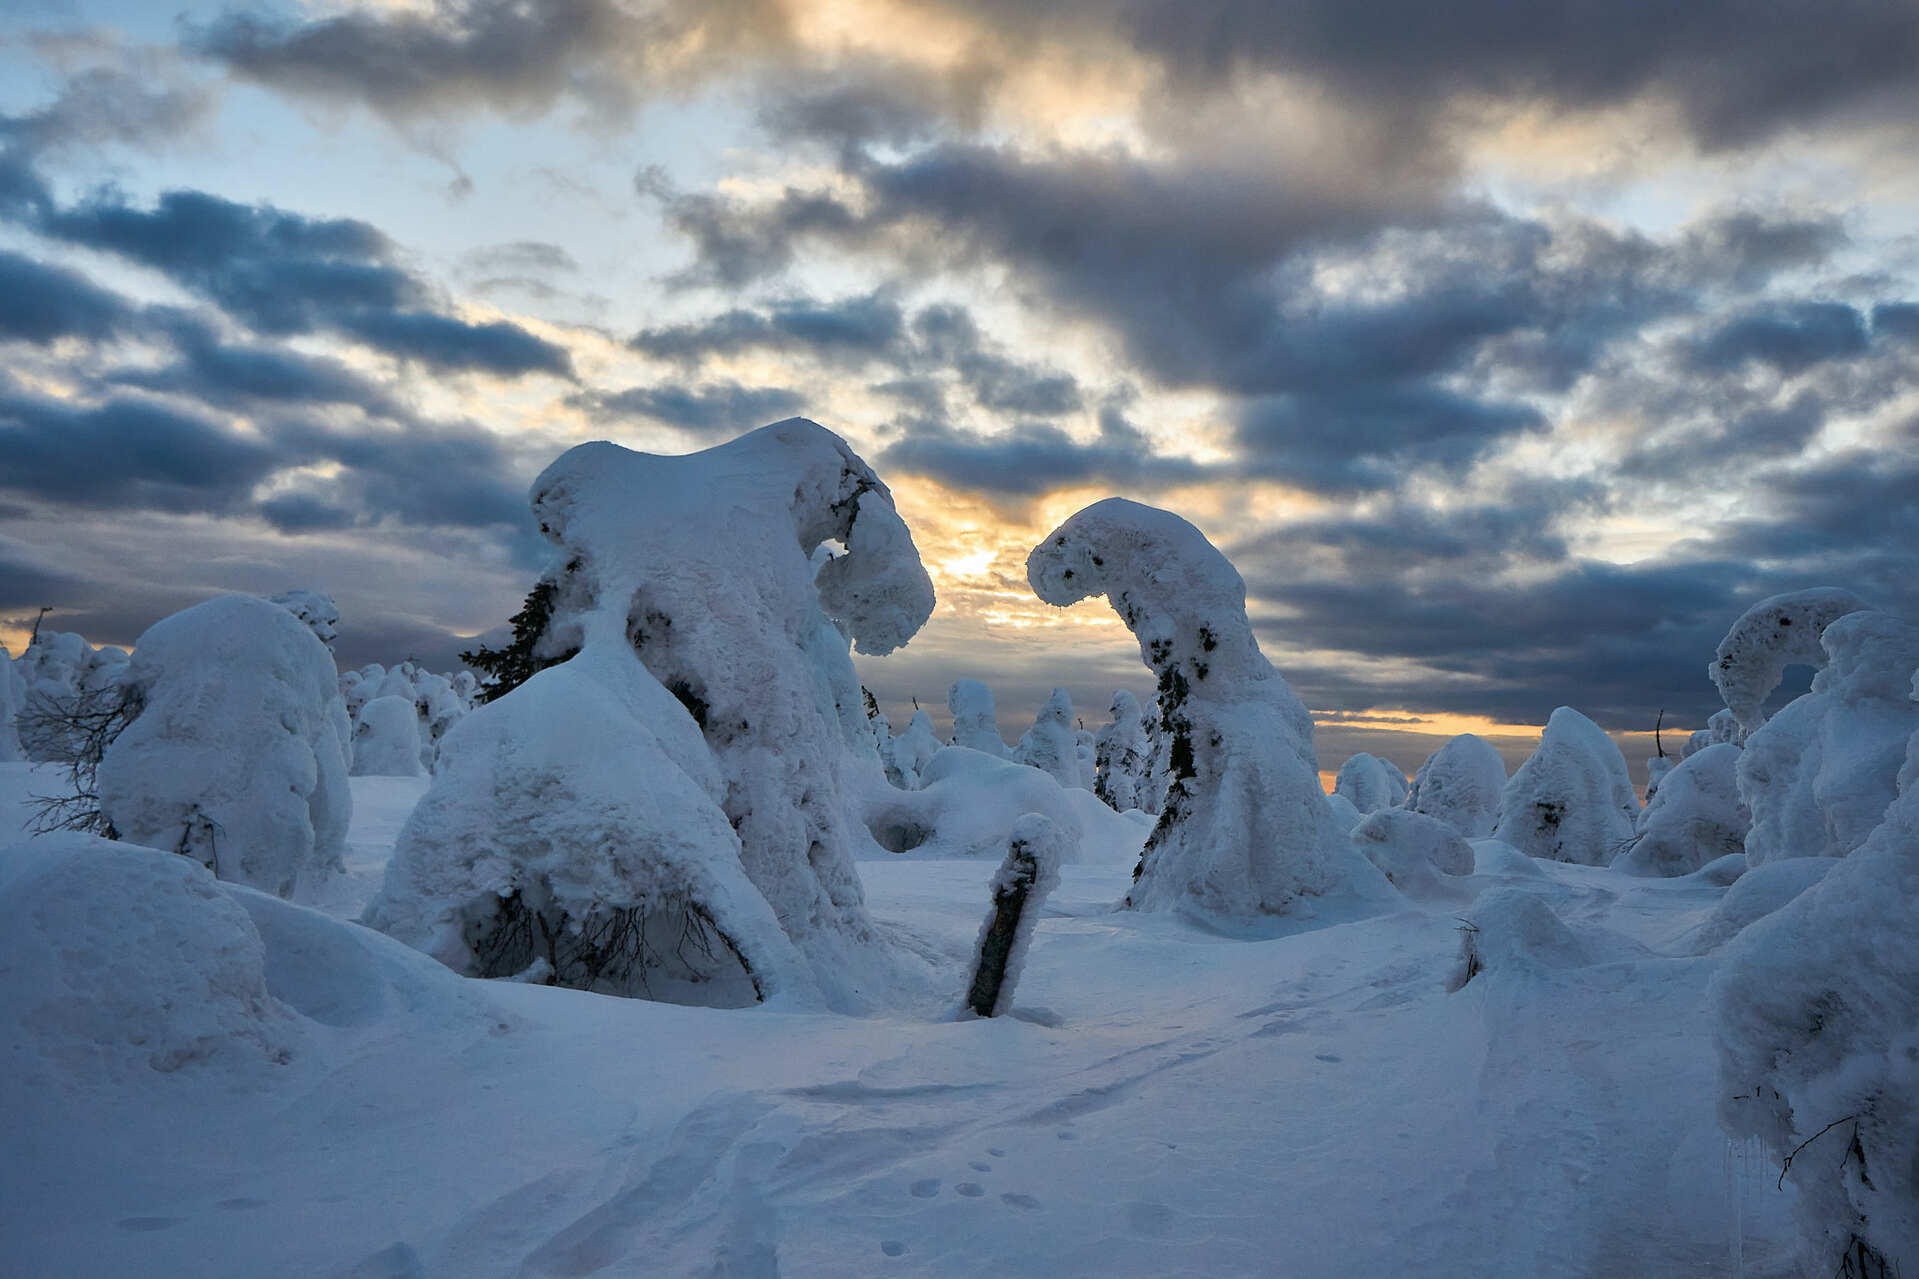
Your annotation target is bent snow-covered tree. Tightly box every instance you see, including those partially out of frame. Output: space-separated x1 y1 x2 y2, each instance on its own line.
1027 498 1388 923
1710 587 1869 739
98 595 352 899
370 420 936 1010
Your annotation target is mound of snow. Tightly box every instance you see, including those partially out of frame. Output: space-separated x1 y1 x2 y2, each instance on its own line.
99 595 352 899
1406 734 1506 838
1686 856 1837 954
1490 707 1638 865
0 834 300 1092
1452 888 1593 989
1739 610 1919 866
1028 498 1390 924
1614 743 1748 877
351 695 427 778
1467 839 1546 878
1351 808 1474 900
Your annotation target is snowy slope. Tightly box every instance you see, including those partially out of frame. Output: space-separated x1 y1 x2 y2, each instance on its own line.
0 768 1796 1278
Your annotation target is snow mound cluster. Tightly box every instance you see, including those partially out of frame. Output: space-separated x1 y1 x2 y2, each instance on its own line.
1490 706 1639 865
1350 807 1474 899
1615 742 1748 877
1028 498 1390 923
339 660 478 776
369 420 938 1011
99 595 352 900
1406 733 1507 838
1737 610 1919 866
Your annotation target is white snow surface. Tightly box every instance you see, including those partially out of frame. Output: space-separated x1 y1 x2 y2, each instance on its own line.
0 765 1808 1278
1027 498 1391 925
1709 587 1870 736
1491 706 1640 865
1333 752 1409 814
97 595 352 899
1737 610 1919 866
1407 733 1508 838
1615 743 1749 878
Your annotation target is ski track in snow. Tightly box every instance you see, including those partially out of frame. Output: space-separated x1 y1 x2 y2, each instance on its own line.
0 767 1801 1277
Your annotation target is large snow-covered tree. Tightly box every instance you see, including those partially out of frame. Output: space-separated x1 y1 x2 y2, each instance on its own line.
1027 498 1390 923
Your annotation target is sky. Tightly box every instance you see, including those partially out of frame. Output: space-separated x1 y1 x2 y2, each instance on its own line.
2 0 1917 781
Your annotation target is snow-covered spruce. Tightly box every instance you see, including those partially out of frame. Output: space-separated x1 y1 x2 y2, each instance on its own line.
1018 686 1082 789
1684 708 1742 758
375 420 937 1010
351 695 427 778
947 678 1011 758
1333 752 1409 814
1406 733 1507 838
1613 743 1747 877
363 648 806 1007
1094 688 1153 812
1489 706 1639 865
1738 610 1919 867
1027 498 1389 922
892 709 942 789
1714 688 1919 1275
964 814 1064 1018
0 645 20 762
98 596 352 900
268 588 340 649
1709 587 1870 738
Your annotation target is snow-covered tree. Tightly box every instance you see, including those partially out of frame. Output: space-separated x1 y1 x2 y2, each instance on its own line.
1350 807 1474 899
268 588 339 650
1018 687 1081 789
1333 752 1408 814
97 595 352 899
1739 610 1919 866
1406 733 1506 838
1714 672 1919 1275
1613 743 1747 877
1709 587 1869 739
1094 688 1152 811
893 709 942 789
947 678 1011 758
351 695 427 778
964 814 1063 1018
1490 706 1638 864
371 420 937 1009
1027 498 1389 922
0 645 20 762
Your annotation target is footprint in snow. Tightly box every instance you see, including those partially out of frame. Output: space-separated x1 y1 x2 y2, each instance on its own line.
881 1241 907 1257
956 1182 985 1197
968 1161 991 1172
909 1178 941 1198
1000 1193 1040 1210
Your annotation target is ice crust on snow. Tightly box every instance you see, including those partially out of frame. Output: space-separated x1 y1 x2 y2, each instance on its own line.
1614 742 1748 877
1709 587 1870 736
1027 497 1391 922
1406 733 1507 838
1490 706 1639 865
947 678 1011 758
1333 752 1409 814
1738 610 1919 866
99 595 352 899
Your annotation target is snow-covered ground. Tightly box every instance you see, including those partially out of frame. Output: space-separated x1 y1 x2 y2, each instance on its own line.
1 765 1796 1277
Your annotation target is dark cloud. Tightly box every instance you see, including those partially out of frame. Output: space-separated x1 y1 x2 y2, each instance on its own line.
0 249 132 345
570 381 807 433
269 419 533 530
189 0 786 124
1235 386 1544 492
1872 303 1919 343
1690 301 1871 374
1620 389 1829 479
911 305 1083 415
115 310 402 411
0 63 210 155
259 492 360 534
21 183 570 377
875 409 1203 497
460 240 579 275
0 392 279 513
651 183 864 291
0 555 86 612
632 292 909 365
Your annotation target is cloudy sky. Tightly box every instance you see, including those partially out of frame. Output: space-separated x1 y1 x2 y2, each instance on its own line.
3 0 1917 777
